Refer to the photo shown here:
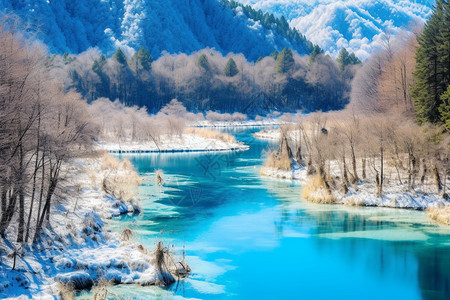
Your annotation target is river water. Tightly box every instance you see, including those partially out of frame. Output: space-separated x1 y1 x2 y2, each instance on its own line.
103 128 449 299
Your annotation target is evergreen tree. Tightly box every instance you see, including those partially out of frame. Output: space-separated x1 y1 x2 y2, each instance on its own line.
113 48 127 65
130 47 153 72
412 0 450 125
224 58 239 77
276 47 294 74
439 85 450 131
270 50 279 60
196 53 210 71
92 54 106 73
309 45 322 64
337 48 351 71
337 48 361 70
348 53 362 65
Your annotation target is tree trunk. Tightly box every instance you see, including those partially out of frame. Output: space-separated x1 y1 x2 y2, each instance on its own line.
380 145 384 196
420 158 427 184
433 164 442 193
26 108 41 242
0 193 17 238
350 145 358 183
17 143 25 243
362 158 367 179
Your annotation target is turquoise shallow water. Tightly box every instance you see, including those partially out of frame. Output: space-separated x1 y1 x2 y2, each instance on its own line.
105 128 449 300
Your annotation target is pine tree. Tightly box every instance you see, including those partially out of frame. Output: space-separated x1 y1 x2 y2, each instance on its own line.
92 54 106 73
337 48 350 71
224 58 239 77
412 0 450 124
439 85 450 131
337 48 361 70
196 54 210 71
130 47 153 72
270 50 279 61
309 45 322 64
113 48 127 65
276 47 294 74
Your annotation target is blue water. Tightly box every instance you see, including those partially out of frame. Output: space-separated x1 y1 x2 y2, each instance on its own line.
108 128 449 300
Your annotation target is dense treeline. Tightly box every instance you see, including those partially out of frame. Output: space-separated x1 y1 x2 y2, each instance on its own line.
412 0 450 130
351 1 450 131
224 0 314 54
61 46 359 114
0 22 96 244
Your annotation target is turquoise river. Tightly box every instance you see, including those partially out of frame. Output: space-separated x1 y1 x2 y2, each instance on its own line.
89 127 450 299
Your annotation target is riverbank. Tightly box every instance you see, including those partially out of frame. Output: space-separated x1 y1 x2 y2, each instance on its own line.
0 154 178 298
261 163 450 223
256 126 450 224
97 130 249 153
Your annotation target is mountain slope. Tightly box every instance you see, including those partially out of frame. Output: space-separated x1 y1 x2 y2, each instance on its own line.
0 0 312 60
236 0 434 59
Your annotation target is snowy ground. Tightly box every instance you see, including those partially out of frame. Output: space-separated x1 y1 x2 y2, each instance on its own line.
0 157 170 299
253 128 300 141
194 119 287 128
97 133 249 153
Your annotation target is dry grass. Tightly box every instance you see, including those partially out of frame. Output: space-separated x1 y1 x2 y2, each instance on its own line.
151 241 176 286
302 174 336 204
344 196 364 207
100 153 142 202
155 169 164 186
265 150 292 171
184 127 236 143
55 282 75 300
120 227 133 243
91 278 111 300
427 206 450 225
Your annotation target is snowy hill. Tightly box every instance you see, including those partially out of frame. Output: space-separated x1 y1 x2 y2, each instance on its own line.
0 0 311 60
236 0 434 59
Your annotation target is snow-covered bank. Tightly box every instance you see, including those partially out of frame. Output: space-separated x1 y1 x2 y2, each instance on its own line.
253 128 301 141
0 155 180 298
97 133 249 153
260 165 450 216
195 119 288 128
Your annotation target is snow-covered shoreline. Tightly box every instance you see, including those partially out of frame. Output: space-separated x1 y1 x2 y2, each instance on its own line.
260 166 450 213
0 156 177 298
194 119 288 128
96 133 249 153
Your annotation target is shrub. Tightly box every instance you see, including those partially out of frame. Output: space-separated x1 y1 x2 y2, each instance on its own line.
427 206 450 225
264 150 292 171
301 174 336 204
100 153 142 202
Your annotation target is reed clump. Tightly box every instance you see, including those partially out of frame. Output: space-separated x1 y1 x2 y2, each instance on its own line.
55 282 75 300
155 169 165 186
100 153 142 202
91 278 111 300
302 174 336 204
264 150 292 171
427 206 450 225
120 227 133 243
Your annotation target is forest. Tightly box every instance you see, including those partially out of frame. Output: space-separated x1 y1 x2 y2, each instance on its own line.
62 45 359 114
